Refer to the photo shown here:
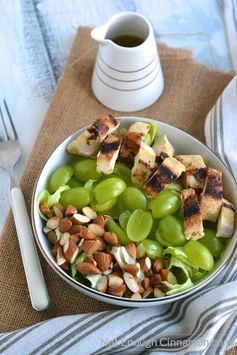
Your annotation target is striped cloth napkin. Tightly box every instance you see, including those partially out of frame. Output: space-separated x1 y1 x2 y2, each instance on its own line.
1 81 237 355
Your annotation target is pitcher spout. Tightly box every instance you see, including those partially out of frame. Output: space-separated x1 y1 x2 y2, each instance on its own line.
91 25 110 44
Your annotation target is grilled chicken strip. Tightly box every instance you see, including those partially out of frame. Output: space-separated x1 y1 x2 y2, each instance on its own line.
96 134 122 174
181 188 204 240
152 134 174 164
216 199 235 238
176 155 207 189
66 115 120 156
200 167 223 222
131 142 156 187
144 157 185 197
118 122 150 168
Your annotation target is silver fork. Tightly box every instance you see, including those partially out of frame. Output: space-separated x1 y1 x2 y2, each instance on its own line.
0 100 49 311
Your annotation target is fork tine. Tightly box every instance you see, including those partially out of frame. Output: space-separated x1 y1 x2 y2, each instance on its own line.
0 105 10 140
3 99 18 140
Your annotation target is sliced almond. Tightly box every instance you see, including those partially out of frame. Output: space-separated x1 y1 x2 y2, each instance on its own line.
95 237 107 251
85 255 97 265
93 215 105 228
81 239 102 253
108 284 126 297
53 203 65 218
154 288 165 298
138 285 145 294
63 239 79 264
113 262 122 272
46 230 57 245
88 223 104 237
82 206 97 220
160 269 177 284
144 269 153 278
71 213 90 225
59 218 73 233
56 246 67 265
131 292 142 299
60 232 70 246
52 240 61 256
69 224 82 234
65 205 77 216
40 201 51 216
46 216 60 230
94 252 112 272
61 262 70 271
76 262 101 275
123 272 139 293
150 274 162 288
125 243 137 259
96 275 108 293
103 232 118 246
123 264 139 277
142 277 150 290
43 226 51 234
142 286 153 299
137 257 151 272
152 258 165 273
70 234 80 244
108 274 124 287
79 226 96 240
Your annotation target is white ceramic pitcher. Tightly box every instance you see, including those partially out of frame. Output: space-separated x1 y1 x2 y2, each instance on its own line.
91 12 164 112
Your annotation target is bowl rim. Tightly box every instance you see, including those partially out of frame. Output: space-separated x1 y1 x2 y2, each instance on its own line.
31 116 237 305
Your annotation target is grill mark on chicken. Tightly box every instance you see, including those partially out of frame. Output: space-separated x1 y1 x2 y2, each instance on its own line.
205 173 223 200
100 140 121 154
87 115 117 140
118 132 143 168
183 196 200 219
155 152 169 165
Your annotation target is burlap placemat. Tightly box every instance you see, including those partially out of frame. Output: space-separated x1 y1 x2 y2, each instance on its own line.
0 27 234 335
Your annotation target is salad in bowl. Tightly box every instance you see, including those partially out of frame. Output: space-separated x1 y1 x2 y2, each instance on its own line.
33 115 236 305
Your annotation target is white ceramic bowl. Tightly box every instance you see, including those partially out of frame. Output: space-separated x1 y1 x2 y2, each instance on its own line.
31 117 237 307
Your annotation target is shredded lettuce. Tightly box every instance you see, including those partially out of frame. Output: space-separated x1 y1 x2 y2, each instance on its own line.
47 185 70 208
162 256 194 295
163 246 198 270
84 179 97 190
71 252 87 279
145 123 158 146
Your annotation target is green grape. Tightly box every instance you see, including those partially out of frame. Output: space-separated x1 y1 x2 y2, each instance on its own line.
141 239 163 259
105 219 130 245
93 198 117 212
148 218 160 240
60 187 92 209
114 163 132 185
183 240 214 271
199 229 225 258
67 176 82 188
119 210 131 230
93 178 126 204
158 215 187 246
74 159 101 182
148 190 181 218
121 187 147 211
155 229 170 247
48 165 73 193
126 209 153 242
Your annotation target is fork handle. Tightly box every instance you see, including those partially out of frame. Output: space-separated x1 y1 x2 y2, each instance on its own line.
10 185 50 311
